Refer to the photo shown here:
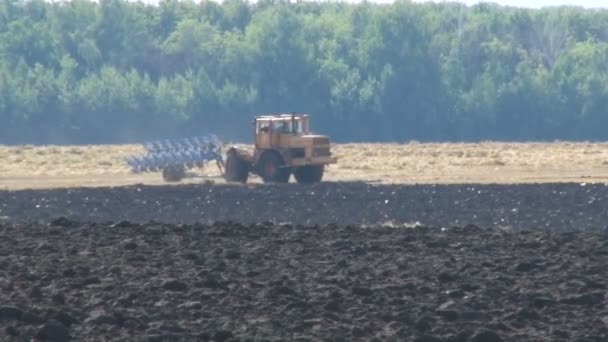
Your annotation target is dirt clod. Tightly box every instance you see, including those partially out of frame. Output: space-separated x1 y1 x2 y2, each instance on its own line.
471 329 504 342
161 279 188 292
0 306 23 321
36 320 71 341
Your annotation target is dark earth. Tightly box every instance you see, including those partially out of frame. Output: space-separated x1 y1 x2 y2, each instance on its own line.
1 182 608 341
1 182 608 231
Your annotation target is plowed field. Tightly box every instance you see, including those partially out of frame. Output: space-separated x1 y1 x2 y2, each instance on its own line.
1 220 607 341
1 182 608 341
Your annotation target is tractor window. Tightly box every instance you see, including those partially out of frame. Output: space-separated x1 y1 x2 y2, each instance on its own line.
292 120 302 133
257 121 270 133
256 118 304 133
275 121 291 133
274 120 304 133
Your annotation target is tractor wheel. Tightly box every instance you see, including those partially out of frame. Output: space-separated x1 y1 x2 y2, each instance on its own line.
258 152 291 183
294 165 324 184
225 152 249 183
162 165 186 182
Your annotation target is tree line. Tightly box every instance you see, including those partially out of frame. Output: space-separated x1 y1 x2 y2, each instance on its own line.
1 0 608 144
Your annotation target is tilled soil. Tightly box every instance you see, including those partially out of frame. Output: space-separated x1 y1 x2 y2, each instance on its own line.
1 219 608 341
1 182 608 231
1 182 608 341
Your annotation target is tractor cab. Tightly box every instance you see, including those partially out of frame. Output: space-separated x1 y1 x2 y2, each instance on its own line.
254 114 315 149
255 114 309 134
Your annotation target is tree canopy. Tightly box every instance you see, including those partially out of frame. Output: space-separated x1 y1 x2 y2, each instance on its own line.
1 0 607 144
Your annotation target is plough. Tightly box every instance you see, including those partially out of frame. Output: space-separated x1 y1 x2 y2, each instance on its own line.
126 135 225 181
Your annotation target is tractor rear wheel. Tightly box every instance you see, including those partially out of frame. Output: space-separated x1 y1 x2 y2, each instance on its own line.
258 152 291 183
294 165 324 184
225 151 249 183
162 165 186 182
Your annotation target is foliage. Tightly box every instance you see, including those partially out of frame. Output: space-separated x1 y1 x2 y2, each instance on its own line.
1 0 608 143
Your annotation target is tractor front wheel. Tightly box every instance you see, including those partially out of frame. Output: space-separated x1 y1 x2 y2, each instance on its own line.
258 152 291 183
294 165 324 184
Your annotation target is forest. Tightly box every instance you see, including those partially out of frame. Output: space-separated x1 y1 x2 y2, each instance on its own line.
1 0 608 144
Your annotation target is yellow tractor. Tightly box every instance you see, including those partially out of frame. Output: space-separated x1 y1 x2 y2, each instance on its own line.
224 113 337 184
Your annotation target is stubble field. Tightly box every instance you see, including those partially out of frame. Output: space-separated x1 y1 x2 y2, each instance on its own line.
1 142 608 341
2 142 608 189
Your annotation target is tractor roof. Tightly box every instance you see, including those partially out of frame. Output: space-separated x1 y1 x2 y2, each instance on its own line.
256 113 308 121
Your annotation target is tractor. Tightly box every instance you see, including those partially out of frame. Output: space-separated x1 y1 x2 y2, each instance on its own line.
224 113 337 184
125 113 337 184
